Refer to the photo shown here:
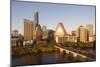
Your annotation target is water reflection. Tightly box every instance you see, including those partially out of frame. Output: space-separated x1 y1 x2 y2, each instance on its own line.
12 52 71 66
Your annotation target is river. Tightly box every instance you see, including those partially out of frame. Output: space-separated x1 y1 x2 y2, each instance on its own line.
12 52 73 66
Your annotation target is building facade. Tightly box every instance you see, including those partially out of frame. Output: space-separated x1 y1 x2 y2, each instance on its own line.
24 19 33 41
11 30 24 47
86 24 94 42
34 10 39 26
79 26 87 42
34 24 42 42
55 23 67 43
42 25 48 40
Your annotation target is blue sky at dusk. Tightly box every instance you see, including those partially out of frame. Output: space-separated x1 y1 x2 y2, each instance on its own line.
11 1 95 35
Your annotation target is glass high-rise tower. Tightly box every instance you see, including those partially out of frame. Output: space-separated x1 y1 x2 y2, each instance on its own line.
34 10 39 26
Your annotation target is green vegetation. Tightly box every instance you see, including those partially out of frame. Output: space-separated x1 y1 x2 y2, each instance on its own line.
62 41 95 50
12 46 59 56
12 40 59 56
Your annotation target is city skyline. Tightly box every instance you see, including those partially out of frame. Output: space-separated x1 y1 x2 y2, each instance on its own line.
11 1 96 35
11 1 96 66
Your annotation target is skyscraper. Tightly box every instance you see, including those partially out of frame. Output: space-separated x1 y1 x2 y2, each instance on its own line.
72 30 77 36
55 23 67 43
33 10 41 41
55 23 67 37
12 30 18 37
34 10 39 26
24 19 33 41
70 30 77 42
11 30 24 47
79 26 87 42
86 24 94 42
86 24 93 37
11 30 19 47
76 28 80 38
42 25 48 40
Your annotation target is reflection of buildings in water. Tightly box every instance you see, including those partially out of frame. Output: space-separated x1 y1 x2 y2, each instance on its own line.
54 51 67 63
21 54 42 65
12 52 76 66
22 55 34 64
54 52 62 62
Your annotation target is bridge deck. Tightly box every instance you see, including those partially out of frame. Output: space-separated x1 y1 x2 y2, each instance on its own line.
54 45 87 58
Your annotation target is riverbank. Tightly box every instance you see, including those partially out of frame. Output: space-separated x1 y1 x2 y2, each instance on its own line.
12 46 59 56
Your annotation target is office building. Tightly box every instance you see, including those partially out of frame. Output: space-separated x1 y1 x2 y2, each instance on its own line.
42 25 48 40
24 19 33 41
79 26 87 42
34 24 42 41
86 24 93 36
11 30 18 37
55 23 67 43
11 30 24 47
34 10 39 26
86 24 94 42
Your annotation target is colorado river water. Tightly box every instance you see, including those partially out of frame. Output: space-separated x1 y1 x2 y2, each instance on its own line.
12 52 73 66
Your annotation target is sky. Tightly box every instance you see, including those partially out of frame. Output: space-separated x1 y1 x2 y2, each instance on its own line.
11 1 96 35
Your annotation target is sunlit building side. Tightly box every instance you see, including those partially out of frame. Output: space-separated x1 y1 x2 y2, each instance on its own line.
24 19 33 41
79 26 87 42
55 23 67 43
86 24 94 42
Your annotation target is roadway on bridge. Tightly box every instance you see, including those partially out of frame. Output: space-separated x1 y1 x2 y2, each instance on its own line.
54 45 95 61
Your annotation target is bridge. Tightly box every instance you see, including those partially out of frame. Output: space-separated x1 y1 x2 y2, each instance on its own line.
54 45 88 59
